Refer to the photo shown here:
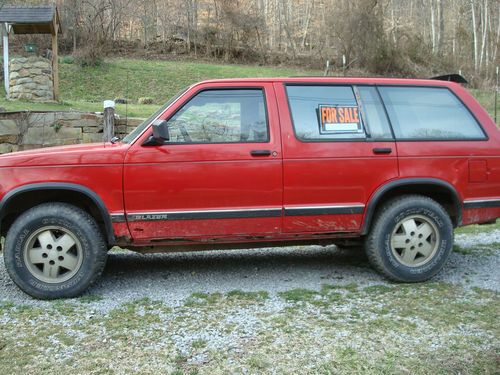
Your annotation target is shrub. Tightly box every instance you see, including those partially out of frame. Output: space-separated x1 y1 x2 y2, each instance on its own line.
61 55 75 64
138 97 154 105
74 45 104 67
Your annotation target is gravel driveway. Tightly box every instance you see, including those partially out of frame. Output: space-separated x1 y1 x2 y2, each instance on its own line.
0 226 498 374
1 228 499 310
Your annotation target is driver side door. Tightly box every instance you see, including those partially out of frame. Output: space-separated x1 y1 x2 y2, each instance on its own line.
123 83 283 242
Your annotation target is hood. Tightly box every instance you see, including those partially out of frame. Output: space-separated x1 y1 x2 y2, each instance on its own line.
0 142 129 168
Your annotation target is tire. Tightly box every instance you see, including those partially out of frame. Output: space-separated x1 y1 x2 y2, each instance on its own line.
365 195 453 282
3 202 107 299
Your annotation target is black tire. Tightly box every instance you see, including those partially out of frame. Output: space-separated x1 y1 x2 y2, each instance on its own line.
3 202 107 299
365 195 453 282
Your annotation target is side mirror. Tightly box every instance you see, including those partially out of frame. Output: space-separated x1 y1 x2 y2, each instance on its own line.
152 119 170 142
143 119 169 146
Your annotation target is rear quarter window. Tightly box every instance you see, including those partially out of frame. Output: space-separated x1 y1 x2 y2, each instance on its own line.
378 86 486 140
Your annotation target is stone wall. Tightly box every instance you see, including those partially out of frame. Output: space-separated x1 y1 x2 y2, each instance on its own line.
0 111 143 154
9 57 54 102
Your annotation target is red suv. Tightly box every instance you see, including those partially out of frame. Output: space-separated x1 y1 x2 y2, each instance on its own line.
1 77 499 299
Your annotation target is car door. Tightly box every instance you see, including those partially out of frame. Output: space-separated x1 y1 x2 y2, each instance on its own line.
123 82 283 242
275 82 399 233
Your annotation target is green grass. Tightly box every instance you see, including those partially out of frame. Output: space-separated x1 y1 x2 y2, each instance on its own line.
453 244 498 256
226 290 269 301
0 283 497 374
0 57 317 118
59 58 316 103
470 89 500 123
455 218 500 235
77 294 103 303
1 57 497 124
0 97 158 118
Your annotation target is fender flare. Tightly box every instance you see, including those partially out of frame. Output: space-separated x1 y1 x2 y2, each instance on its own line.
361 178 462 235
0 182 115 244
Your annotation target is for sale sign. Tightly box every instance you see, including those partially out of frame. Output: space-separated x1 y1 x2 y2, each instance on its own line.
318 105 363 134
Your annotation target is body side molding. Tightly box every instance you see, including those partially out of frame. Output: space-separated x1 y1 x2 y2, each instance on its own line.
463 198 500 209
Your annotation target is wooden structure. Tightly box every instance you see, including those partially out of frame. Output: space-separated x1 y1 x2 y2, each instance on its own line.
0 5 61 100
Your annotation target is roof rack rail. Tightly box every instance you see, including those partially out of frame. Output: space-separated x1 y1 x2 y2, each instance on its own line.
430 74 468 84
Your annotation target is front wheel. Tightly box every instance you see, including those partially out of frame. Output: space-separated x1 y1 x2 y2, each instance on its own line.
365 195 453 282
3 202 107 299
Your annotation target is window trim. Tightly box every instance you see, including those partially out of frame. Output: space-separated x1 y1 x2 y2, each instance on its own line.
376 84 489 142
284 83 394 143
144 86 271 146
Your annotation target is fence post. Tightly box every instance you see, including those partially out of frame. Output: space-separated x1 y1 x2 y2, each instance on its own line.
103 100 115 142
323 60 330 76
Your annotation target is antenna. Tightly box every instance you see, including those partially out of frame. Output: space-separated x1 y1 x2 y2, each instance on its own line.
495 66 498 125
125 69 129 129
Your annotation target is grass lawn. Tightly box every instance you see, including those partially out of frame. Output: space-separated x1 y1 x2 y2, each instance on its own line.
0 282 497 374
0 58 316 118
0 57 498 124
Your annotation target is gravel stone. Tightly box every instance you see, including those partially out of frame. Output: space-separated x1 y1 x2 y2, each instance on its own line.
0 229 498 312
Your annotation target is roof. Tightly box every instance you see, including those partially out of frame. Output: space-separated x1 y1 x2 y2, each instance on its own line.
0 5 60 34
193 76 462 88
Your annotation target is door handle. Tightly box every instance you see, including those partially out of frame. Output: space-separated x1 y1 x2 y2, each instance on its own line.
372 147 392 155
250 150 272 157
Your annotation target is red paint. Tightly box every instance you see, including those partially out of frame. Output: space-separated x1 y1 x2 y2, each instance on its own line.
0 77 498 248
468 160 488 183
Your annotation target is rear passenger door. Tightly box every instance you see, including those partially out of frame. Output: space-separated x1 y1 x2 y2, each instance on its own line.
275 83 398 233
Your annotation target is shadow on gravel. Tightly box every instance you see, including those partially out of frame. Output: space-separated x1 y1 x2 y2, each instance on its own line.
91 245 378 298
0 245 385 302
1 240 497 302
104 245 369 276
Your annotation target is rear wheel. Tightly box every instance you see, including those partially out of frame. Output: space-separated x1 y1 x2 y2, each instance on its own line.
3 202 107 299
365 195 453 282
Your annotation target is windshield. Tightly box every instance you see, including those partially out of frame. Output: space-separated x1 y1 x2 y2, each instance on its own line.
121 86 190 144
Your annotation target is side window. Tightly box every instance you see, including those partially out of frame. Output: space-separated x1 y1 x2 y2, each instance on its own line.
356 86 393 140
378 86 486 140
167 89 268 143
286 85 366 141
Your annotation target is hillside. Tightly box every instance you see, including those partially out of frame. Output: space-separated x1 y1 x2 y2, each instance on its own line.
0 58 315 118
0 58 498 124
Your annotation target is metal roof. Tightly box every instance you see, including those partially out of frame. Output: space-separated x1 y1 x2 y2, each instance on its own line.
0 5 60 34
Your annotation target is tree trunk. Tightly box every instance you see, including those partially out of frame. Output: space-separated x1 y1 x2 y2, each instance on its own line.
431 0 436 53
479 0 488 69
437 0 444 55
492 5 500 65
301 0 313 49
471 0 478 71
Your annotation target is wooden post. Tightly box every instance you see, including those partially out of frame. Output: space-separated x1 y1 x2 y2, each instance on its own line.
3 23 9 98
51 23 59 101
103 100 115 142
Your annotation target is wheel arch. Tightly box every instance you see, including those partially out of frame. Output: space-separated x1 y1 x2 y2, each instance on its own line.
0 183 115 245
361 178 462 235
